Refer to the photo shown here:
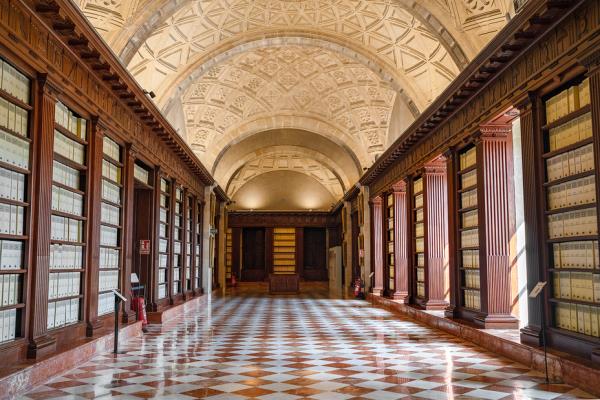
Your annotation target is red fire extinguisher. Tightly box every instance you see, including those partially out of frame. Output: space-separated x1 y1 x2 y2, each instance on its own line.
131 296 148 330
354 277 364 299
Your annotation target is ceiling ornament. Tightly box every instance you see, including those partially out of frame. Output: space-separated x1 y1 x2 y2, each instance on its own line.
124 0 461 109
180 45 396 169
226 151 345 199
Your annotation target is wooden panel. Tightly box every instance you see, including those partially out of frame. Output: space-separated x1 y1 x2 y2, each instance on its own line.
241 228 266 282
302 228 327 281
268 273 299 294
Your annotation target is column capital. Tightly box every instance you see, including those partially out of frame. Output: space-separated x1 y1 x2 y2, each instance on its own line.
423 155 447 174
514 92 537 113
391 180 406 193
442 147 455 160
370 195 383 206
580 49 600 76
90 116 108 138
37 74 61 99
126 143 140 158
475 124 511 141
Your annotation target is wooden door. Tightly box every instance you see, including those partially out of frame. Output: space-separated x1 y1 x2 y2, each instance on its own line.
242 228 266 281
303 228 327 281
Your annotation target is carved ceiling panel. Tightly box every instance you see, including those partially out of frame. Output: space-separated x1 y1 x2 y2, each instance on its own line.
182 45 396 168
227 151 344 199
123 0 461 107
73 0 513 209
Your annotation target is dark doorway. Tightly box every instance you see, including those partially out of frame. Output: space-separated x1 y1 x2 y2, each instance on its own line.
302 228 327 281
351 211 359 285
132 182 155 310
242 228 267 281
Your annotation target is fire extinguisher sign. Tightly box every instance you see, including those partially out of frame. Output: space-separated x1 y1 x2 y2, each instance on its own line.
139 240 151 255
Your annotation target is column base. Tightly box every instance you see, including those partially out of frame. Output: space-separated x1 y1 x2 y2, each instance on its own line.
121 309 137 324
86 319 104 337
392 291 409 303
444 304 457 318
27 335 57 359
421 299 449 311
474 313 519 329
372 287 383 296
592 349 600 364
520 325 543 347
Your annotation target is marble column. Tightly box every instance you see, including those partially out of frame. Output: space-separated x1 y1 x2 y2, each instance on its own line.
476 126 519 329
392 181 409 302
371 196 384 296
422 157 449 310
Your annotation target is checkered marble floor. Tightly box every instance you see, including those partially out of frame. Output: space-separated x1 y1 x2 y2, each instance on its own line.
21 290 596 399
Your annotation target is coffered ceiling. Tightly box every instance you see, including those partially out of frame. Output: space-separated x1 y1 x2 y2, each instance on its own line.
77 0 514 210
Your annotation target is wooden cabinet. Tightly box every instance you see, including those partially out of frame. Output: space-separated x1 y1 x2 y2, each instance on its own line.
0 57 31 345
457 146 481 313
48 101 88 331
385 193 395 296
529 73 600 359
157 178 171 302
97 136 123 317
412 176 425 301
172 187 183 296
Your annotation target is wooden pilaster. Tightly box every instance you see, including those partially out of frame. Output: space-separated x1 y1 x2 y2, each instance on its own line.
517 95 545 345
27 76 57 358
85 118 104 337
121 144 137 322
444 149 460 318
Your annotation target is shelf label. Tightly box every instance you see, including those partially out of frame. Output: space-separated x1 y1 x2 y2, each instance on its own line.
529 281 547 298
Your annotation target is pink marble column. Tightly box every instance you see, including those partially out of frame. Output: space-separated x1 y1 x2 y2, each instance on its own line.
392 181 409 302
422 157 450 310
476 126 519 328
371 196 384 296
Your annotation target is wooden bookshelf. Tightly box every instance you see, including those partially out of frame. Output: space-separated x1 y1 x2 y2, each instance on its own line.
157 177 170 300
273 227 296 275
541 77 600 349
195 201 203 291
413 176 425 301
457 145 481 313
385 193 395 296
172 186 183 296
97 136 123 316
48 100 87 330
226 228 232 282
185 195 193 292
0 58 30 344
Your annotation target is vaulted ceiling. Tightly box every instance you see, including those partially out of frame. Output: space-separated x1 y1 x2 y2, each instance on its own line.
77 0 514 210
